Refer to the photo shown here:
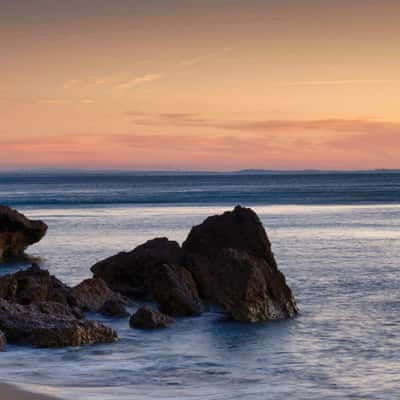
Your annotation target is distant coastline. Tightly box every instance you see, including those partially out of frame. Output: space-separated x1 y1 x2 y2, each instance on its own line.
0 168 399 177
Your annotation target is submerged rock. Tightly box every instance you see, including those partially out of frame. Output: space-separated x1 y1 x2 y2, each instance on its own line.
0 298 117 348
0 330 6 351
92 238 203 316
183 206 298 322
0 205 48 258
130 306 174 330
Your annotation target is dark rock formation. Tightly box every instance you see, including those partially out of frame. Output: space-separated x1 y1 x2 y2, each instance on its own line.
0 298 117 348
0 205 48 258
0 263 76 307
0 265 128 318
71 278 128 315
91 207 297 323
183 206 298 322
0 330 6 351
150 263 203 316
99 299 130 318
92 238 183 297
130 306 174 330
183 205 278 266
92 238 203 316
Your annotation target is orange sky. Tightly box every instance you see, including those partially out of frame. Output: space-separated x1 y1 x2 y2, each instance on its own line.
1 0 399 170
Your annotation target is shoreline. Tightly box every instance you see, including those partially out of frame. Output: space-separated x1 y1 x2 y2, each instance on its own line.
0 383 62 400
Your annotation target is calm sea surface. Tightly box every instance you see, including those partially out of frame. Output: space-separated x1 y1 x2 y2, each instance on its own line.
0 172 399 400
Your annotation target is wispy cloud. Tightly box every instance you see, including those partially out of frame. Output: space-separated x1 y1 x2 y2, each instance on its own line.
180 57 204 67
127 111 400 136
40 98 95 105
276 79 399 87
115 73 163 90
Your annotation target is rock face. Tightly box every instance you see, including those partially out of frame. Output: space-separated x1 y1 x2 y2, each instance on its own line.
99 299 130 318
183 206 298 322
0 265 128 319
0 298 117 348
91 206 297 323
0 205 48 258
0 266 120 347
71 278 128 315
150 263 203 317
130 306 174 330
0 330 6 351
92 238 203 316
0 263 77 307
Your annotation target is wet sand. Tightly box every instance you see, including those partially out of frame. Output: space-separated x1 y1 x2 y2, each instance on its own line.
0 383 60 400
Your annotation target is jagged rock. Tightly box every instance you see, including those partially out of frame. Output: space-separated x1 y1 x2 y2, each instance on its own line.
0 263 76 307
92 238 203 316
0 205 48 258
182 206 298 322
150 263 203 316
0 330 6 351
32 301 83 319
92 238 183 297
130 306 174 330
71 278 128 315
99 299 130 318
183 205 278 266
0 298 117 348
0 265 128 318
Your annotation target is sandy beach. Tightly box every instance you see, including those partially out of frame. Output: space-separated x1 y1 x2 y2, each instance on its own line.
0 383 60 400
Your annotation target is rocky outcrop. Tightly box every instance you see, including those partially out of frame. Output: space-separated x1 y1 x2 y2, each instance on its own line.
91 206 297 323
0 205 48 258
0 298 117 348
0 329 6 351
0 265 128 318
130 306 174 330
0 263 76 307
183 206 298 322
71 278 128 315
92 238 203 316
92 238 183 297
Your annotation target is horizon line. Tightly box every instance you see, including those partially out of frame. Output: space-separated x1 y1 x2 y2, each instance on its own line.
0 167 399 175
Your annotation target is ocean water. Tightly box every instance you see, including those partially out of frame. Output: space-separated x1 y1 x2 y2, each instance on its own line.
0 172 399 400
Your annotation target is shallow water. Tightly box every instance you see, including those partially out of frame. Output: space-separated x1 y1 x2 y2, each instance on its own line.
0 173 400 399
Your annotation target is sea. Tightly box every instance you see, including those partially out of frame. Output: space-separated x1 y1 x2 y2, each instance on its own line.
0 171 399 400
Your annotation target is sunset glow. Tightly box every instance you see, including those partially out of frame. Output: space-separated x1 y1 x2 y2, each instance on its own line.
1 0 399 170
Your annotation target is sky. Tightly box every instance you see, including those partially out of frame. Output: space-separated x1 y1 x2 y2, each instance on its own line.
1 0 399 171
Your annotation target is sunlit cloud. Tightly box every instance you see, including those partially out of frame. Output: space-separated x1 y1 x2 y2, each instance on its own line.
115 73 163 90
127 112 400 136
276 79 400 86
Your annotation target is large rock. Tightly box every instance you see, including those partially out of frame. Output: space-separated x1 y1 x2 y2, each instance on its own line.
0 330 6 351
92 238 183 297
71 278 128 315
130 306 174 330
0 205 47 258
182 206 298 322
0 298 117 348
183 205 278 266
0 264 75 307
92 238 203 316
